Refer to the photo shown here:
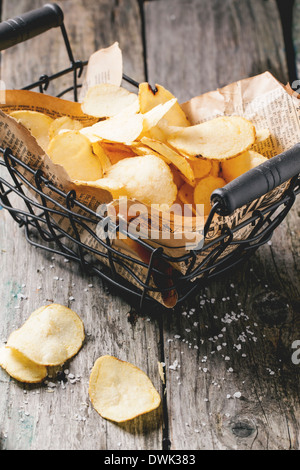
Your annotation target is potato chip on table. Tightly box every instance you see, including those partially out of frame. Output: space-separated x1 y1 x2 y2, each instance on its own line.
89 355 161 423
7 304 85 367
0 346 47 384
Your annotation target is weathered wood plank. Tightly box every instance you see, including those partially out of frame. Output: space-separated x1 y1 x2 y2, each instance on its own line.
145 0 288 103
294 0 300 79
145 0 300 450
0 0 165 451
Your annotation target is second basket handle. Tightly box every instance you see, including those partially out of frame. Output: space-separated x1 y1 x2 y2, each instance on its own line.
211 143 300 216
0 3 64 52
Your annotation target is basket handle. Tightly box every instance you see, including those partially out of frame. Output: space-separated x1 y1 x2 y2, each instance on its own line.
211 143 300 216
0 3 64 51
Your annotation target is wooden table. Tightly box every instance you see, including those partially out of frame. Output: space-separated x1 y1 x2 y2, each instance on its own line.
0 0 299 451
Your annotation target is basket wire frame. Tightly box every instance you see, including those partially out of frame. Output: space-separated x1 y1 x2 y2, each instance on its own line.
0 20 299 310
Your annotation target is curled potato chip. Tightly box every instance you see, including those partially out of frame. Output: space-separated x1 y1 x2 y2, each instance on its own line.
139 83 190 127
142 99 177 134
89 355 161 423
141 137 195 185
91 142 112 173
47 131 103 181
49 116 84 140
10 110 54 152
82 83 139 118
7 304 85 366
221 150 268 183
194 175 226 216
86 112 144 144
104 155 178 207
0 346 47 384
168 116 256 160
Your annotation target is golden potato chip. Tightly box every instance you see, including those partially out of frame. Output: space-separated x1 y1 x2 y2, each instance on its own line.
168 116 256 160
178 183 194 206
139 82 190 127
73 177 127 200
141 137 195 185
221 150 268 183
47 131 103 181
79 126 102 143
7 304 85 367
104 155 178 207
49 116 84 140
89 355 161 423
10 110 54 152
91 142 112 173
190 158 212 180
0 346 47 384
101 142 138 165
194 176 226 216
142 99 177 134
210 160 220 178
82 83 139 118
85 112 144 144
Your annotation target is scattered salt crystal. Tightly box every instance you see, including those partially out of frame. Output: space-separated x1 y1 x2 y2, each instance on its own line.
233 392 242 399
169 360 179 371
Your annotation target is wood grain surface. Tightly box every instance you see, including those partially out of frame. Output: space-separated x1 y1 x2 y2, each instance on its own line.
0 0 299 451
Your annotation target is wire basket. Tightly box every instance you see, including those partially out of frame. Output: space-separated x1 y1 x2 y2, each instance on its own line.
0 3 299 310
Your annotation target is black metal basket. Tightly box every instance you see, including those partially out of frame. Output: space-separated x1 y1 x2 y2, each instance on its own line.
0 3 299 310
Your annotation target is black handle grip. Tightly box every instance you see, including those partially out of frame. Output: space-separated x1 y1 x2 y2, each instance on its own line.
0 3 64 51
211 143 300 216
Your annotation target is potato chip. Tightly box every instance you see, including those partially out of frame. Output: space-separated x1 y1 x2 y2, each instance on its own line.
73 177 128 200
194 176 226 216
210 160 220 178
91 142 112 173
168 116 256 160
7 304 85 367
0 346 47 384
82 83 139 118
221 150 268 183
178 183 194 206
47 131 103 181
190 158 212 180
10 110 54 152
141 137 195 185
101 142 137 165
85 112 144 144
49 116 84 140
142 99 177 134
104 155 178 207
139 83 190 127
89 355 161 423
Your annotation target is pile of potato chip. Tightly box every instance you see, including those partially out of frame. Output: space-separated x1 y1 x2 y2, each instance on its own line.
0 304 85 383
9 82 271 217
